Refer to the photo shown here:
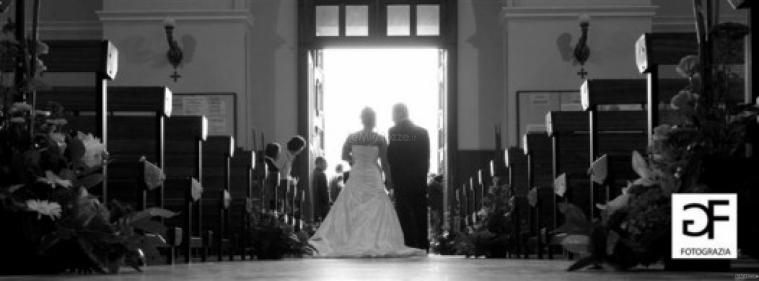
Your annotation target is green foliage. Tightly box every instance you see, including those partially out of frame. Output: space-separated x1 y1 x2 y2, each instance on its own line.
0 6 180 275
0 99 175 274
556 20 759 270
454 180 513 258
430 229 459 255
245 202 316 259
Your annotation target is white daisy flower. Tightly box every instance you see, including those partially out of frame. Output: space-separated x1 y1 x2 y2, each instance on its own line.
26 200 62 220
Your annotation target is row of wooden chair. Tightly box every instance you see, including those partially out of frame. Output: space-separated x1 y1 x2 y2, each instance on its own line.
30 40 283 264
454 31 746 259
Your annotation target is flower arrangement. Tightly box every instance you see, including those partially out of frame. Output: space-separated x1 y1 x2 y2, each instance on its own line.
0 103 177 274
245 200 316 259
554 158 673 271
1 4 176 272
430 229 459 255
555 3 758 270
455 178 513 258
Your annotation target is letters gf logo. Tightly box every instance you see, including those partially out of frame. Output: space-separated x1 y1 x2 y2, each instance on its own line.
672 194 737 259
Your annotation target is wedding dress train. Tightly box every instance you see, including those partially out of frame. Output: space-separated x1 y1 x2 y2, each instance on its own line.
309 145 425 258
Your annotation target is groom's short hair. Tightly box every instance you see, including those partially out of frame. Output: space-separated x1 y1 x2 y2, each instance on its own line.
393 103 409 119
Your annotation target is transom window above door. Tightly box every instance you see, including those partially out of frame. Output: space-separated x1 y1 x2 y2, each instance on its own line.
312 0 442 38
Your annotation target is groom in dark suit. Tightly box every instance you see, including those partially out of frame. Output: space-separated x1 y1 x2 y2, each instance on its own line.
387 103 430 250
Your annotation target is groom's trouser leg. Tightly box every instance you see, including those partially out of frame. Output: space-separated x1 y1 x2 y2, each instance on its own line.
412 188 429 250
395 193 415 247
397 186 427 249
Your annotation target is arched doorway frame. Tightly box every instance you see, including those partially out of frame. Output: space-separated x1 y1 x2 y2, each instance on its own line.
296 0 458 225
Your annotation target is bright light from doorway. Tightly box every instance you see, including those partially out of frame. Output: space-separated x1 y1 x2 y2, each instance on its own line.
323 48 440 176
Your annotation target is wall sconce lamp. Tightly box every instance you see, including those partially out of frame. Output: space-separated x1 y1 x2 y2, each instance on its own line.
164 17 183 82
573 14 591 79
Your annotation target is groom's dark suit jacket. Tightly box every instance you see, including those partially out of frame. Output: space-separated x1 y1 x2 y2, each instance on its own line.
387 120 430 250
388 120 430 178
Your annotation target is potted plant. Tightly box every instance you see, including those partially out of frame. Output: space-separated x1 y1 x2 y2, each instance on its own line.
456 179 513 258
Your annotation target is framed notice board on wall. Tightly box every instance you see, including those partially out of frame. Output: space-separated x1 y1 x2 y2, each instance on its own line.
172 93 237 137
516 90 581 145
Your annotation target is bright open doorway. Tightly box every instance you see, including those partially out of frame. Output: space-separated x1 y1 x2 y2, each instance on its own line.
321 48 442 177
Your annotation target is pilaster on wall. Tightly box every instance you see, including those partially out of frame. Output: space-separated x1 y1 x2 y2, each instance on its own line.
501 1 656 147
97 1 255 148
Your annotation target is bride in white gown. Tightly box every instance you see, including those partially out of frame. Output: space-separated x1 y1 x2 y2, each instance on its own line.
309 107 426 258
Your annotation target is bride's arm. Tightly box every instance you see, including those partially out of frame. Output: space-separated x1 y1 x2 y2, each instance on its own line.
342 135 353 166
378 138 393 191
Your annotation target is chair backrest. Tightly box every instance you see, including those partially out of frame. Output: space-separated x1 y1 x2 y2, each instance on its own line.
165 116 208 179
505 147 528 196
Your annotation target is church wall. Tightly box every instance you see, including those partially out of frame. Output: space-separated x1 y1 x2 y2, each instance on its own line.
502 0 656 146
95 0 254 148
91 0 297 149
245 0 299 148
457 0 506 150
99 18 252 149
30 0 749 151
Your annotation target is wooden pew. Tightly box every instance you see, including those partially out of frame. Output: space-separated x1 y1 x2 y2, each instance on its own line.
163 116 209 263
230 148 255 260
37 87 172 210
581 80 656 219
201 136 235 262
547 109 648 221
546 111 591 219
580 78 701 132
478 169 490 212
474 171 481 215
489 159 515 257
731 0 757 102
254 151 271 211
522 132 554 259
597 113 647 218
294 184 307 231
505 147 529 258
463 181 473 228
580 79 686 106
466 179 475 228
455 186 464 231
458 182 467 230
469 177 477 225
285 179 303 228
489 159 506 184
35 40 118 201
635 32 744 143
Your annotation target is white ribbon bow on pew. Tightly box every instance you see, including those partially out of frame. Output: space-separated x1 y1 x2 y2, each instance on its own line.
223 190 232 209
140 156 166 190
190 177 204 202
554 173 567 197
528 187 538 207
587 154 609 185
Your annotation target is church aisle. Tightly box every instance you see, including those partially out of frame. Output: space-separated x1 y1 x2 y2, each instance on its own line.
0 256 734 281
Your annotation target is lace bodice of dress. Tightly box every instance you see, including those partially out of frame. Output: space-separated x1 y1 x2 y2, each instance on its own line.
346 130 386 147
346 130 385 169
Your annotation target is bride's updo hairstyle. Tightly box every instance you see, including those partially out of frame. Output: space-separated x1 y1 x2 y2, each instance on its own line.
361 107 376 129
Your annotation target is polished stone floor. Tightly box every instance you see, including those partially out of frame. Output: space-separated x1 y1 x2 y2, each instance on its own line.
0 256 750 281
